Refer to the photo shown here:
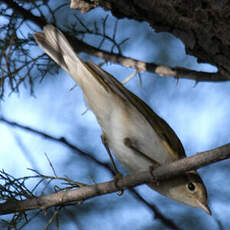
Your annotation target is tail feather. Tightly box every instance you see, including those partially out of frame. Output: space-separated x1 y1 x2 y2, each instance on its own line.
42 25 80 64
33 25 87 86
33 25 110 111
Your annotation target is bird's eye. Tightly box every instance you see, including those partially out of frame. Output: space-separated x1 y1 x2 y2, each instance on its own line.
187 182 196 192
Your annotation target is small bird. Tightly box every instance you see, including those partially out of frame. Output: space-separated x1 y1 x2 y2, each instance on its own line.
34 25 211 215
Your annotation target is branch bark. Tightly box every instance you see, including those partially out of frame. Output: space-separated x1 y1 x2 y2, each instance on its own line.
1 143 230 215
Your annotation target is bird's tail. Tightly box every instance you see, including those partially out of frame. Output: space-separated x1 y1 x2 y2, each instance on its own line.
33 25 90 88
34 25 112 117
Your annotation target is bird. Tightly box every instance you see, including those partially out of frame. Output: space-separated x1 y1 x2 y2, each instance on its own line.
34 25 211 215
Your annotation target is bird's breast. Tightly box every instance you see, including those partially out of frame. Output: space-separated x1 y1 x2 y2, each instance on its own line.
101 101 173 172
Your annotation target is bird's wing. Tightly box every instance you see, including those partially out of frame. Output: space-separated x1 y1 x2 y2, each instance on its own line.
86 61 186 160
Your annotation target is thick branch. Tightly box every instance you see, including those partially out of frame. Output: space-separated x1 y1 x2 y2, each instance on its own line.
1 143 230 215
59 32 230 82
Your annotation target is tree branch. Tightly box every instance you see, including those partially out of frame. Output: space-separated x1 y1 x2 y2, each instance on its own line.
61 32 230 83
154 65 230 82
0 116 182 229
0 143 229 215
4 0 229 83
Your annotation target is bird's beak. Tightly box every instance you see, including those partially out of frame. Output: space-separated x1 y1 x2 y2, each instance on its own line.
196 200 212 215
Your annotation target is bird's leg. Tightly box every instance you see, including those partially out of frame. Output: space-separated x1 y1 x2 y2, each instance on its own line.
101 134 124 195
101 134 120 175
